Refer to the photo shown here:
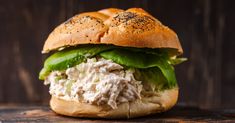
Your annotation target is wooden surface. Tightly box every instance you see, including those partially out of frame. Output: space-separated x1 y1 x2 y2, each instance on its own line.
0 105 235 122
0 0 235 109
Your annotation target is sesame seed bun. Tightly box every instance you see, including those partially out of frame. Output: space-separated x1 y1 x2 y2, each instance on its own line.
43 8 183 119
42 8 183 55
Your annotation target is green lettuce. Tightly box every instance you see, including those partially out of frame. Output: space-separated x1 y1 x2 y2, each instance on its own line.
169 57 188 65
39 45 186 90
100 49 177 88
39 45 114 80
134 68 174 90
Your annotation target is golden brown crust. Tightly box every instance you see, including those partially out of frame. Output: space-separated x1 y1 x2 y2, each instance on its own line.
50 88 178 119
42 8 183 55
42 13 108 53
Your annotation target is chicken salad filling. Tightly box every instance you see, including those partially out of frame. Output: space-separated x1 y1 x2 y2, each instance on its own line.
44 58 143 109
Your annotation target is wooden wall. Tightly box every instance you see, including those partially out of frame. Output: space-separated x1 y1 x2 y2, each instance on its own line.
0 0 234 109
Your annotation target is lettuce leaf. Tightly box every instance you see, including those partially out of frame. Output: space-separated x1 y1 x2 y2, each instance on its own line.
39 45 185 89
100 49 177 87
134 68 176 90
39 45 114 80
169 57 188 65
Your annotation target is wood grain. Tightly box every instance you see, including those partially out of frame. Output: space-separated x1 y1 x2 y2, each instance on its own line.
0 105 234 122
0 0 234 109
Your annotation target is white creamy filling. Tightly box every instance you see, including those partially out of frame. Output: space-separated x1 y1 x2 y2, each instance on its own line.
44 58 143 109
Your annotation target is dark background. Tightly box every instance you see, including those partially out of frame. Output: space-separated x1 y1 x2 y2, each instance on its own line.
0 0 234 110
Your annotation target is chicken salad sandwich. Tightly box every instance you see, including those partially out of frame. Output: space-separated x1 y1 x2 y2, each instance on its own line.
39 8 186 118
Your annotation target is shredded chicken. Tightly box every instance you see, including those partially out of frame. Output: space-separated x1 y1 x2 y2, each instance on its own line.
45 58 142 109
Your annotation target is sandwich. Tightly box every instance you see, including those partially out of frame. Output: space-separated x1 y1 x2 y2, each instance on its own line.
39 8 186 118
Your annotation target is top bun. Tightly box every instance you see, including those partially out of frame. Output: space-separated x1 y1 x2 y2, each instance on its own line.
42 8 183 55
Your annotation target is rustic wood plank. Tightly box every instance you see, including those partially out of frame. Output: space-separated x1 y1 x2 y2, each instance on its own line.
0 105 234 122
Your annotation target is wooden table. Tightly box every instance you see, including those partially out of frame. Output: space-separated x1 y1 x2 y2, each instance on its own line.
0 105 235 122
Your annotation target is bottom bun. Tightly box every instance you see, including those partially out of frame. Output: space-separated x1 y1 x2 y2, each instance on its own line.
50 88 178 119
